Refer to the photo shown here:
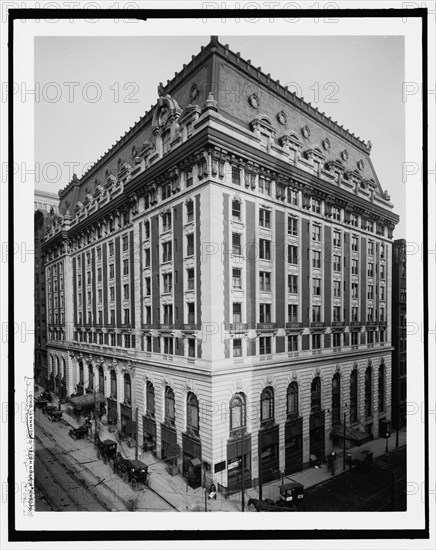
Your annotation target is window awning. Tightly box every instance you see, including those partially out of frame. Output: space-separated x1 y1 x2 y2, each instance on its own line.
331 424 372 445
68 392 105 411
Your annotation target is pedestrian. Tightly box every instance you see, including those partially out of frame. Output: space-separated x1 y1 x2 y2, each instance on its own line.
328 452 336 476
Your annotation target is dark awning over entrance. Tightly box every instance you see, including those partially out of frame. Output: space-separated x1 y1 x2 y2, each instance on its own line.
68 392 105 411
331 424 372 445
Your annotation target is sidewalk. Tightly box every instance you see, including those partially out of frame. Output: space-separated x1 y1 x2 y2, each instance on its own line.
48 390 239 512
40 386 406 512
246 429 407 503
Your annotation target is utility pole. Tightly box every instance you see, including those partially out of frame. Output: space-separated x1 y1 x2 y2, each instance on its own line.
94 388 98 441
204 464 207 512
241 429 245 512
343 411 346 470
258 436 263 501
58 376 62 411
135 407 139 460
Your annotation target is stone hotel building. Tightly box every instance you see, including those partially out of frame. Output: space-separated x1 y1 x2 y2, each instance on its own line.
41 36 399 494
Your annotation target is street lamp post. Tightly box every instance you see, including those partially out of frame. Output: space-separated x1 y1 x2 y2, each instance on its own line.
343 411 346 471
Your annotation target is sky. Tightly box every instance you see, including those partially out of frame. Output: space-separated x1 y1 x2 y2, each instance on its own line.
35 35 405 237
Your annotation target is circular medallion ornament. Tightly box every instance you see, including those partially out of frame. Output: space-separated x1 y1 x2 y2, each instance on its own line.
322 138 331 151
341 149 349 161
277 111 287 125
189 83 200 102
357 159 365 171
158 106 169 126
301 125 311 139
248 93 260 109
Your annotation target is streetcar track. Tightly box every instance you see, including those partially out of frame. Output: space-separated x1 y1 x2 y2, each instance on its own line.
36 418 179 512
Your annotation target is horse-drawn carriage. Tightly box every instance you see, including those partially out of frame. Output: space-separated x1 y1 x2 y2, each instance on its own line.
45 408 63 422
69 424 89 440
113 453 149 490
96 438 117 464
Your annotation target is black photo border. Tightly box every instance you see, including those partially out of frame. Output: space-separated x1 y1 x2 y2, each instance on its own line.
7 5 429 543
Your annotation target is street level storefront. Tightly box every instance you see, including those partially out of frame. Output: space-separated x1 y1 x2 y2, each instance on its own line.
142 415 156 452
68 391 105 413
182 432 202 489
227 433 252 494
285 417 303 475
310 410 325 459
161 423 177 463
258 424 280 484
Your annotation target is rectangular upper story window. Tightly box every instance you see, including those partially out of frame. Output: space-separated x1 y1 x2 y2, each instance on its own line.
333 255 341 272
332 207 341 221
368 262 374 277
312 278 321 296
186 200 194 223
312 305 321 322
187 268 195 290
352 306 359 321
259 271 271 291
312 333 321 349
260 336 271 355
312 224 321 242
311 198 321 214
232 303 242 324
122 235 129 251
352 236 359 252
162 212 172 232
380 264 385 279
161 182 171 201
333 280 341 297
232 166 241 186
288 216 298 236
368 284 374 300
352 282 359 298
288 304 298 322
259 239 271 260
145 248 150 267
288 245 298 265
259 303 271 323
259 208 271 229
312 250 321 269
162 241 172 263
233 338 242 357
352 259 359 275
333 305 341 322
123 259 129 275
258 177 271 196
163 273 173 294
288 274 298 294
232 268 241 289
287 189 298 206
231 200 241 221
333 231 341 247
368 241 374 255
288 334 298 351
232 233 242 256
186 169 193 188
186 234 194 257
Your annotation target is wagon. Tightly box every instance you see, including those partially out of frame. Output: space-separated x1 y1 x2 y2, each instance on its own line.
126 459 149 490
279 481 304 508
46 409 63 422
69 424 89 440
35 398 48 410
96 438 117 464
113 453 131 477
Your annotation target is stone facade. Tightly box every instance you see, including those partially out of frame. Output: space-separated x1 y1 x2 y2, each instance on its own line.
41 36 399 493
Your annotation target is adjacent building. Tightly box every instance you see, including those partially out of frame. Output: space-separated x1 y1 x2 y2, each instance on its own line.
35 190 60 387
41 36 399 494
391 239 407 430
35 188 59 214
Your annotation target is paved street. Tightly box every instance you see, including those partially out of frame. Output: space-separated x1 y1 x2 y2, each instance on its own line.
34 410 177 512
